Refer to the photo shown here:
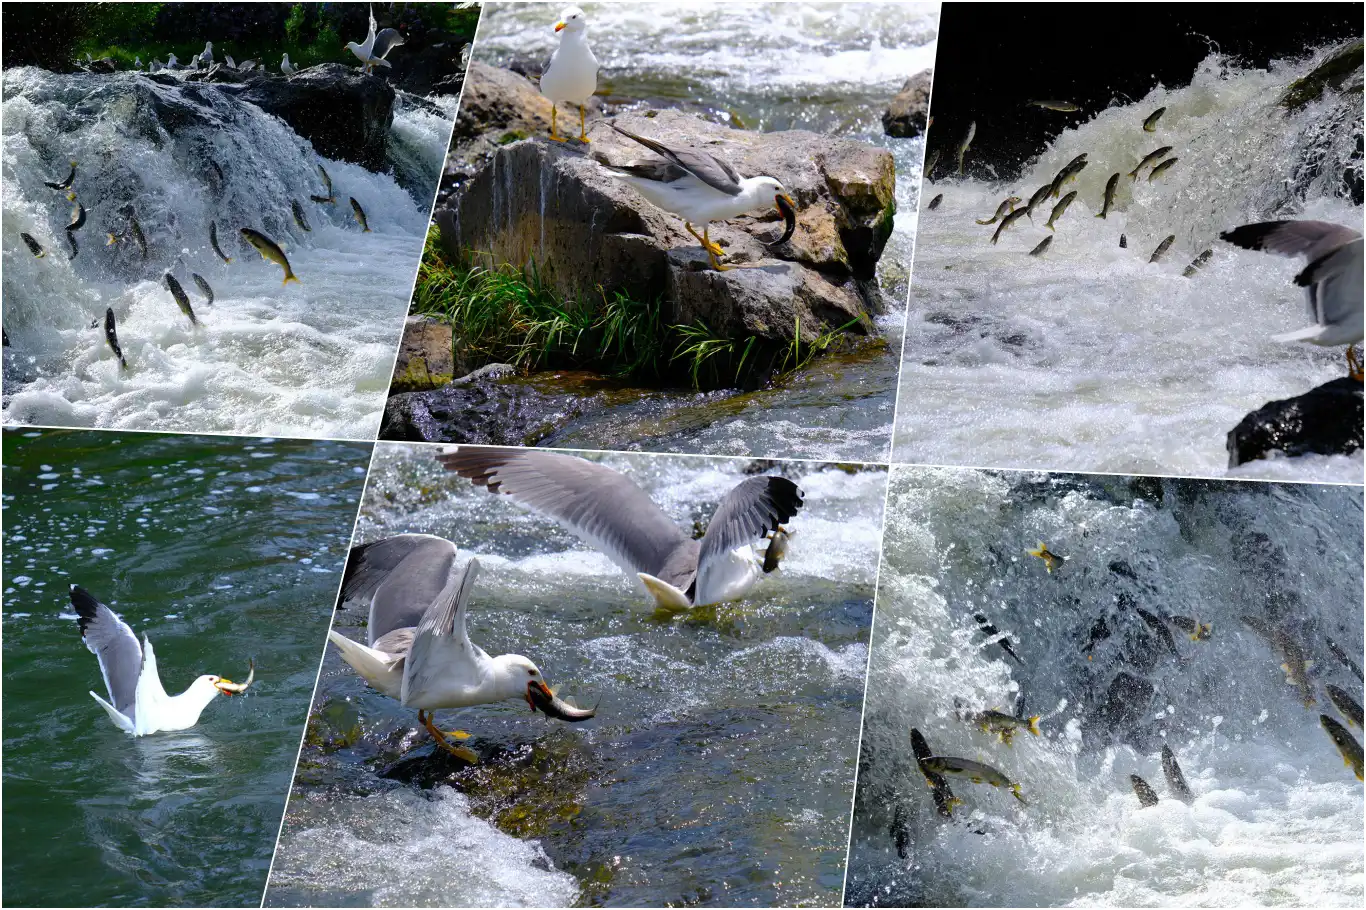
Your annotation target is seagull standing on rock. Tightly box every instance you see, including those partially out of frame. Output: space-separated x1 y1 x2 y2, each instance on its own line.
1221 219 1364 380
281 53 296 75
539 6 598 143
345 3 406 74
593 122 798 271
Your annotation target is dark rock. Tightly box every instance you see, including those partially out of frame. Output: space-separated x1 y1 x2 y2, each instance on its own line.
1227 377 1363 467
1086 672 1154 743
883 70 932 138
437 72 894 350
1282 40 1363 111
381 373 610 445
229 63 395 170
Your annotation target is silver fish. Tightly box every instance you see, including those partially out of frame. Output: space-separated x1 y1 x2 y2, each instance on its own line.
1097 173 1119 218
1149 235 1176 263
164 272 197 325
1029 235 1052 257
956 121 976 175
192 273 214 306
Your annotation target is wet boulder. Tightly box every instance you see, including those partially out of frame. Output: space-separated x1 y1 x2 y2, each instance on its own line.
390 316 460 393
882 70 932 138
230 62 394 170
1227 377 1363 467
436 71 894 349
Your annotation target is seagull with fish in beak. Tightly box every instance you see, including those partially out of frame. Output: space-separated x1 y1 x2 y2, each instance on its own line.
326 537 595 761
71 585 253 736
593 121 799 271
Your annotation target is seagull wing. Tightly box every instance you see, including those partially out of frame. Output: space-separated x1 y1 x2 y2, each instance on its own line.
608 123 744 196
341 534 459 646
1300 237 1364 329
132 635 172 733
71 585 142 717
696 476 803 602
372 28 405 62
1220 220 1362 263
437 447 690 579
361 3 379 56
401 558 481 706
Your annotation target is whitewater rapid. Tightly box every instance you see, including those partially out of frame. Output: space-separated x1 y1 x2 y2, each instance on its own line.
895 45 1363 482
847 467 1364 907
2 68 455 438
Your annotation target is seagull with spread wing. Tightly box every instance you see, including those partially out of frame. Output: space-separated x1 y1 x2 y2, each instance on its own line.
593 122 798 271
72 585 252 736
326 537 595 760
345 4 406 75
1221 219 1364 380
438 447 803 610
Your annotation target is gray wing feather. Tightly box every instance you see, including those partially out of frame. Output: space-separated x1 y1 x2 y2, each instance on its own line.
372 28 405 61
372 627 415 658
341 534 459 646
71 585 142 717
608 123 743 196
1221 220 1362 262
437 447 689 578
698 476 804 568
402 559 480 705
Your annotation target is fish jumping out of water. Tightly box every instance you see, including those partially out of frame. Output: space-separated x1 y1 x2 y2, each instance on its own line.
1161 744 1194 802
192 273 215 306
977 196 1023 225
1130 774 1159 807
911 728 961 817
164 273 197 326
973 612 1025 665
311 164 337 204
972 709 1041 746
1026 541 1066 572
1321 714 1364 780
1148 158 1178 182
1097 173 1119 218
920 755 1027 805
1045 192 1077 231
1029 236 1053 257
1143 107 1166 132
1129 146 1173 181
210 221 232 264
104 307 127 370
991 207 1030 245
350 197 371 232
1326 684 1363 728
1028 100 1080 112
291 200 311 232
1168 615 1212 641
956 121 976 175
1149 235 1176 263
240 228 299 284
44 161 76 191
927 193 944 211
1182 249 1213 277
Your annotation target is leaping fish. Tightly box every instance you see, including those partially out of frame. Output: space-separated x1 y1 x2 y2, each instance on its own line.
192 273 215 306
1029 235 1052 257
350 197 371 232
1161 744 1194 803
956 121 976 176
44 161 76 190
311 163 336 204
977 196 1023 225
919 756 1027 805
20 233 45 258
1149 235 1176 263
1097 173 1119 218
1027 100 1080 112
1129 146 1173 181
1321 714 1364 781
292 199 312 232
1045 191 1077 231
67 202 87 232
991 206 1030 245
210 221 232 264
104 307 127 370
1130 774 1159 807
240 228 299 284
1182 249 1213 277
1026 541 1066 572
1326 684 1363 728
1148 158 1178 182
911 728 961 818
164 273 197 325
1143 107 1166 132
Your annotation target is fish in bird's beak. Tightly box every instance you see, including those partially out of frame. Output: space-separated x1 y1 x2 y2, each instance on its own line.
215 659 254 695
768 193 797 247
554 20 566 32
527 679 597 721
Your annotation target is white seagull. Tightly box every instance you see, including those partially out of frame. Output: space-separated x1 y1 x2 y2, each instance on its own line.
1221 219 1364 379
539 5 599 143
72 585 252 736
438 447 803 610
196 41 214 70
281 53 296 75
345 4 406 74
594 122 798 270
327 537 595 760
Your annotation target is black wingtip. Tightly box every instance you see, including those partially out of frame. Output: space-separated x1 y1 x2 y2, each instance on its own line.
1219 221 1290 251
767 476 804 521
69 585 102 635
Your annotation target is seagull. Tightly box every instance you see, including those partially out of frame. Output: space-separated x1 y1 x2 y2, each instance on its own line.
345 3 406 74
225 54 237 69
196 41 214 70
438 447 803 610
593 122 798 270
281 53 296 75
166 53 180 70
134 56 143 70
72 585 252 736
539 5 598 143
1221 220 1364 380
327 538 595 760
149 58 163 73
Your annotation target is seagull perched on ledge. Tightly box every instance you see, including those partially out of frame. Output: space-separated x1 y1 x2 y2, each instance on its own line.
346 3 405 74
539 5 599 143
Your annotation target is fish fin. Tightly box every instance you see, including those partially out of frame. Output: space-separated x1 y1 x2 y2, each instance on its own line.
283 274 300 285
1028 715 1041 735
1012 786 1028 806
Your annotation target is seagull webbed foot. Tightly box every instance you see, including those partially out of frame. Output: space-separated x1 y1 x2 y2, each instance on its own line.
418 709 478 762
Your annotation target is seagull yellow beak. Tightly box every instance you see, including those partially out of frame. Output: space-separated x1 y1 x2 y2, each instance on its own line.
767 193 797 247
554 21 566 32
215 658 254 695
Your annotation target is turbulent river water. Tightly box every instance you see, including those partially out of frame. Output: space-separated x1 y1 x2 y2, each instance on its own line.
895 44 1364 482
265 444 885 908
847 467 1363 907
465 1 937 462
0 429 369 907
2 67 455 438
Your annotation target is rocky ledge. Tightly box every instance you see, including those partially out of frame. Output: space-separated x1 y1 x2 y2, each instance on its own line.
433 63 897 356
1227 376 1363 467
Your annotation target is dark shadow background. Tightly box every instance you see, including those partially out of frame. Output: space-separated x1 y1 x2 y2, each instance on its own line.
926 2 1364 179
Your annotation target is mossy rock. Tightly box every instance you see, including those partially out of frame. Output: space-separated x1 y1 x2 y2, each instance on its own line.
1283 41 1363 111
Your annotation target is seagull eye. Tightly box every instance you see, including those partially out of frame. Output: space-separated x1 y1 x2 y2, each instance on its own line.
528 669 538 676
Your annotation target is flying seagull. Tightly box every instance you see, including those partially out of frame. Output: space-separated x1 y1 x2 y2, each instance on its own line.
438 447 803 609
1221 219 1364 379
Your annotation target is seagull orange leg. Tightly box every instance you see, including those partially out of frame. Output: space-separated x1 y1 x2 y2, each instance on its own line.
578 105 590 143
548 104 566 143
1348 345 1363 382
418 709 478 761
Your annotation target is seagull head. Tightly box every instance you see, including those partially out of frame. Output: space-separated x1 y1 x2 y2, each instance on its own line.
555 6 587 33
744 177 798 246
496 654 597 722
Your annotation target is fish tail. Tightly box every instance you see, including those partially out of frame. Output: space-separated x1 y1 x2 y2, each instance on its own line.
1027 543 1045 557
1028 715 1041 736
283 272 300 285
1012 786 1028 806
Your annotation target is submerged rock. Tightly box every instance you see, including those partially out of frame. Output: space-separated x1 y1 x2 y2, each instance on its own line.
435 65 894 355
882 70 932 138
381 370 609 445
230 62 395 170
1227 377 1364 468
